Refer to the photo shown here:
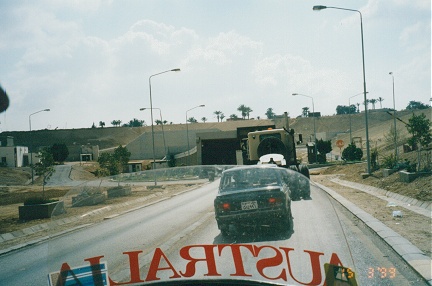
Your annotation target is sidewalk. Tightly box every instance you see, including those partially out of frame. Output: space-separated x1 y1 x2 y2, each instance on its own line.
313 177 431 285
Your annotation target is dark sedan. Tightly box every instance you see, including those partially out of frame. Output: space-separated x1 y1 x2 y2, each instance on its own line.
214 165 294 236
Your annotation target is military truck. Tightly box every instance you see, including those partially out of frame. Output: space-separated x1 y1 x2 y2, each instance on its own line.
242 115 310 199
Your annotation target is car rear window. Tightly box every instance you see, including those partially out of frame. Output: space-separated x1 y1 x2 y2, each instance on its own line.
219 168 281 192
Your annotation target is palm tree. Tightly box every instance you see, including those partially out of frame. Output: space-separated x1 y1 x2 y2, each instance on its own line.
237 104 247 119
245 106 253 119
363 99 370 109
201 117 207 123
265 108 275 119
220 113 225 122
237 104 253 119
369 99 377 109
214 111 222 122
377 97 384 109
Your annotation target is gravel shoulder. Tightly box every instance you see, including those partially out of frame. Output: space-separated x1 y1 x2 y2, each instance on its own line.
310 163 431 258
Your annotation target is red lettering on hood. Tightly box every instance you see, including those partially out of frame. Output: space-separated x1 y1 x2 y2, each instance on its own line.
280 247 324 285
179 244 221 277
146 248 181 281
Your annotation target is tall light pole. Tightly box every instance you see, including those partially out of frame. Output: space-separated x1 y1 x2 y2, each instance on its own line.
292 93 317 164
140 107 167 157
29 108 50 184
186 104 205 166
389 72 398 162
349 92 368 143
148 68 180 185
313 5 371 174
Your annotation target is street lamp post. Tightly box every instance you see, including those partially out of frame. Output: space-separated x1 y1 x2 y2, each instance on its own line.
349 92 368 144
313 5 371 174
389 72 398 162
186 105 205 166
140 107 167 157
29 108 50 184
292 93 317 164
149 68 180 185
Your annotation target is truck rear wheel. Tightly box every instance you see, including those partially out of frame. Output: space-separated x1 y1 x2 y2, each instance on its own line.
299 164 311 198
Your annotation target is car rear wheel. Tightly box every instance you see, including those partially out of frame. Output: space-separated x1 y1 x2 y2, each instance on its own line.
278 210 291 231
218 223 229 236
303 184 311 199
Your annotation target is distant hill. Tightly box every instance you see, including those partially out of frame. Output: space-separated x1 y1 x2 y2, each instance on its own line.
1 108 430 161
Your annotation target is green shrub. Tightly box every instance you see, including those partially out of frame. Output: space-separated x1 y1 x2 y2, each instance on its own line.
395 159 416 172
342 143 363 161
381 154 397 169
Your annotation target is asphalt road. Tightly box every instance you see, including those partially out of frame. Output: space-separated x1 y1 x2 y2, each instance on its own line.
45 164 75 186
0 180 426 285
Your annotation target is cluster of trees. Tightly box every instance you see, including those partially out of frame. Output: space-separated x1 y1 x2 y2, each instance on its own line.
96 145 131 176
341 112 431 171
91 100 430 127
364 97 385 109
336 105 358 115
92 118 146 128
336 100 429 115
406 100 430 110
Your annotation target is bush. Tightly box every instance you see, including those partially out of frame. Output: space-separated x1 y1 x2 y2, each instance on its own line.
51 143 69 163
317 153 327 164
395 159 416 173
381 154 397 169
342 143 363 161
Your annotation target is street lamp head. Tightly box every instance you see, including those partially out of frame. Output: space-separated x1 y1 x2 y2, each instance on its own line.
171 68 181 72
199 104 205 107
313 5 327 11
44 109 50 112
139 108 146 111
292 93 298 96
389 72 393 75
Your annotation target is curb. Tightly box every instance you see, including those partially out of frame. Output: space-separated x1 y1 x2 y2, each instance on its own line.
314 181 432 284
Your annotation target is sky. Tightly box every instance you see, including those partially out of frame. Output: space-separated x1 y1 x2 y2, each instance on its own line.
0 0 430 132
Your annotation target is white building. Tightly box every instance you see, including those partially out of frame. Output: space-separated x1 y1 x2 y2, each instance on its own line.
0 136 29 167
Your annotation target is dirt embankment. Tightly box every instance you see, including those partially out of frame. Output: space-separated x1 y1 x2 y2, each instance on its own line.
311 162 431 257
315 163 431 201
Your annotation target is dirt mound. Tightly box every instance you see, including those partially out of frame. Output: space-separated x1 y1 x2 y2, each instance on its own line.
0 168 31 185
316 162 431 201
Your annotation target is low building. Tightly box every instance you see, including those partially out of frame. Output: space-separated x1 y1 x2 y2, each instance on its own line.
0 136 29 167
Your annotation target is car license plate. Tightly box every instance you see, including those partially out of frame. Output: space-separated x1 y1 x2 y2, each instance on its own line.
241 201 258 210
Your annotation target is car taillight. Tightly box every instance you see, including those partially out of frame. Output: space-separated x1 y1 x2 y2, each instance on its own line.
268 197 282 204
220 202 230 210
